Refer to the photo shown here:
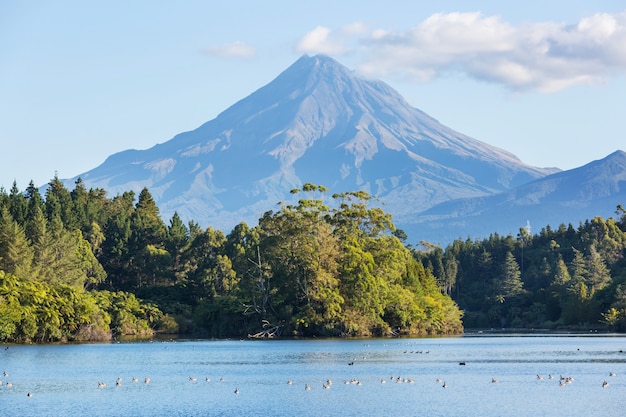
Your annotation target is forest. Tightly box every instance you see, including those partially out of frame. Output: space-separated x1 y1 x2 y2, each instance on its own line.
416 206 626 332
0 178 463 343
3 175 625 344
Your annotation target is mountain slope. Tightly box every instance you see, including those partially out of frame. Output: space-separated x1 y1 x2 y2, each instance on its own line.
414 150 626 244
70 54 556 238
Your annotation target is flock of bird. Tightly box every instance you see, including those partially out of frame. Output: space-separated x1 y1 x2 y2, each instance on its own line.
0 361 621 399
96 376 151 389
1 367 619 399
94 375 241 393
488 371 618 388
1 345 622 399
0 369 31 397
82 366 619 397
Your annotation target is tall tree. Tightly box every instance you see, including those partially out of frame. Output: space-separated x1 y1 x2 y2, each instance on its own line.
126 188 168 288
442 250 458 296
257 188 342 335
129 188 166 252
8 181 27 225
101 206 132 289
183 226 229 300
70 177 90 231
585 244 611 293
165 212 190 284
25 204 53 279
0 206 34 280
495 251 523 303
45 174 73 227
25 180 45 224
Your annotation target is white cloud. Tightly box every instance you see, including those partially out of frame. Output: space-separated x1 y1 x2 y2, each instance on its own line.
296 26 348 55
204 41 256 58
296 22 368 56
301 11 626 92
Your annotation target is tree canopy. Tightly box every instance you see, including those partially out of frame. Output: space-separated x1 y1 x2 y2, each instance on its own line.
416 209 626 331
0 179 463 342
5 174 626 341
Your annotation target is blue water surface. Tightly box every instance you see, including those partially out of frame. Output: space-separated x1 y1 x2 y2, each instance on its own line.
1 334 625 417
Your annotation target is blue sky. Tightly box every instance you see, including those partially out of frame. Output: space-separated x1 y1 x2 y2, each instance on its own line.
1 0 625 190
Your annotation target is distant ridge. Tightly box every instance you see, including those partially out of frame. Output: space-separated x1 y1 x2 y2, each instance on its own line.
415 150 626 244
67 54 581 244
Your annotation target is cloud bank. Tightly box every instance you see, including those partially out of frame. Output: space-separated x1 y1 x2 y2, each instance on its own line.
297 11 626 92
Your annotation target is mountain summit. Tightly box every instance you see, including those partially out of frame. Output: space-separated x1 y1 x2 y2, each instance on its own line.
73 54 556 240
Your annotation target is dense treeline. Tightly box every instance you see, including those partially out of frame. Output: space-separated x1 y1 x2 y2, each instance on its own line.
416 207 626 331
0 178 463 342
0 178 175 342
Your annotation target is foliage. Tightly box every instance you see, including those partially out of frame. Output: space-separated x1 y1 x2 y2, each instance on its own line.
0 270 163 342
0 181 174 342
416 209 626 331
0 179 464 341
5 175 626 339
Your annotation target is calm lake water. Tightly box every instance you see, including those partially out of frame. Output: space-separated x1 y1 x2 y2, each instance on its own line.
2 334 626 417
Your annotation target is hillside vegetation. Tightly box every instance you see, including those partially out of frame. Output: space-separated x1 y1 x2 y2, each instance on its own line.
4 174 624 343
0 178 462 342
416 206 626 331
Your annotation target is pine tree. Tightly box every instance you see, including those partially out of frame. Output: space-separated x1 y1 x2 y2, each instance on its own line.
25 204 53 280
45 174 73 227
127 188 168 288
8 181 27 225
0 206 34 280
586 244 611 292
25 180 45 223
496 251 523 303
165 212 190 284
70 177 90 231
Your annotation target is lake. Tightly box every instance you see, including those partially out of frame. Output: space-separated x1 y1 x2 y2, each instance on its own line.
2 334 626 417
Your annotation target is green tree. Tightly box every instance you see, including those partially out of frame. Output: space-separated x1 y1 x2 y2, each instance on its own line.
0 206 34 280
585 244 611 293
257 187 342 336
127 188 168 288
562 249 590 324
25 204 53 280
45 174 73 227
70 177 90 231
497 251 523 303
551 256 571 300
101 201 133 289
603 284 626 331
184 226 229 301
85 221 105 258
8 181 27 225
25 180 45 223
441 250 458 296
165 212 190 284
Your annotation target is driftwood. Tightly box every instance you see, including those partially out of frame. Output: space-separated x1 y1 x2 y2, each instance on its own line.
248 325 281 339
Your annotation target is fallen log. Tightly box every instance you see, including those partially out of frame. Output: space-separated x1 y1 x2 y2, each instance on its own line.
248 325 281 339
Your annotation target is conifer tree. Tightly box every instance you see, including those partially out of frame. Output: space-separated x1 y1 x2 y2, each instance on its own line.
8 181 27 225
586 244 611 292
45 174 73 227
0 206 34 280
25 180 45 223
127 188 168 288
497 251 523 303
165 212 190 283
70 177 90 230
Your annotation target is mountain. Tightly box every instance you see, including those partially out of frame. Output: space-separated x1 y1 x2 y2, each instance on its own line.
69 54 559 242
415 150 626 244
